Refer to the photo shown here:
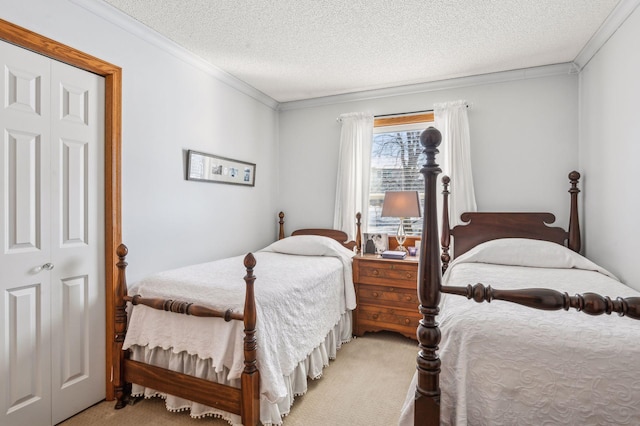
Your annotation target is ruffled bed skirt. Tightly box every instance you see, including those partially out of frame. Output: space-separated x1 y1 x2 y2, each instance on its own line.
128 311 353 425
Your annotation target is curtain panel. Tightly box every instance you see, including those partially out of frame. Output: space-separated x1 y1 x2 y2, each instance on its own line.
434 101 477 227
333 112 374 241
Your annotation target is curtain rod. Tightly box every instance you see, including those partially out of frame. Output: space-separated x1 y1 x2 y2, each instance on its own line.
337 103 471 122
374 109 433 118
374 104 470 119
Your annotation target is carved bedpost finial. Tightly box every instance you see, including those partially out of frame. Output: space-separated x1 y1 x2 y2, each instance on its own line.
242 252 257 370
420 127 442 166
416 126 443 425
567 171 581 253
116 243 128 260
441 176 451 273
114 243 129 409
115 244 128 315
242 252 258 372
242 252 260 424
355 212 362 253
244 252 257 270
278 212 285 240
569 171 581 184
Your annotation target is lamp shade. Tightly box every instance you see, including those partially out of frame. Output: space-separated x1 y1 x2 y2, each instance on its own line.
381 191 421 218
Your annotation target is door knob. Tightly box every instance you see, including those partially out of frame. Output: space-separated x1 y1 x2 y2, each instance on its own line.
32 262 54 274
35 262 53 272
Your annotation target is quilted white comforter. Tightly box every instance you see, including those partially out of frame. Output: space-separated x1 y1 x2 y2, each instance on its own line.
123 235 356 425
400 238 640 425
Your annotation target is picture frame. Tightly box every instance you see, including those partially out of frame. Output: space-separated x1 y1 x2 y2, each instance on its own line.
363 233 388 254
187 150 256 187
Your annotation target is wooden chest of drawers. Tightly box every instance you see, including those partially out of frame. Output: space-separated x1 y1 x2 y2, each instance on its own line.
352 254 420 340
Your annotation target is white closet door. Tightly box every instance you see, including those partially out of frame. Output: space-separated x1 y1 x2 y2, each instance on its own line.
0 39 105 426
49 58 105 424
0 39 53 426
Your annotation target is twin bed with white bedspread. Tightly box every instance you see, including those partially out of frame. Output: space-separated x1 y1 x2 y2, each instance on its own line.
117 234 356 425
400 238 640 425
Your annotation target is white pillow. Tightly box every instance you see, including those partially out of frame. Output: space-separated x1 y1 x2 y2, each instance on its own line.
452 238 617 279
261 235 356 259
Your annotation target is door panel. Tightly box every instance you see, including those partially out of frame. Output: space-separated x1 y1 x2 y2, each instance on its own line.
5 61 43 115
61 139 88 245
50 58 105 425
6 285 43 412
7 130 43 252
60 275 89 388
1 39 52 426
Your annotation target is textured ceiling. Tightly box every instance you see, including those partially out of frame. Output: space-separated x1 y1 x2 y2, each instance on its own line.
103 0 620 103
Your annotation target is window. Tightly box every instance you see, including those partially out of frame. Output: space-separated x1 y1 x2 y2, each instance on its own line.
367 113 434 235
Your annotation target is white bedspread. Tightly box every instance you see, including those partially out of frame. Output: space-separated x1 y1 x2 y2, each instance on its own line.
123 235 356 425
400 239 640 425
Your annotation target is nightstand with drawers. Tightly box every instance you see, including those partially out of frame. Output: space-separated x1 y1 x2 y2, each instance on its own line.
352 254 421 340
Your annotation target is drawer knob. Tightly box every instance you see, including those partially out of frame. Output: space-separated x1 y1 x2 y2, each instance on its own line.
406 273 413 279
372 292 379 297
404 318 411 324
372 269 379 276
372 314 379 320
405 296 412 302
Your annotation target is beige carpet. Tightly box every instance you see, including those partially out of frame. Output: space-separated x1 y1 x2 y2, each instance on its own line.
59 332 417 426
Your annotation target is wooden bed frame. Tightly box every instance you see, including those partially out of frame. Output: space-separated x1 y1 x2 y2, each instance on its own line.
112 212 361 425
413 127 640 426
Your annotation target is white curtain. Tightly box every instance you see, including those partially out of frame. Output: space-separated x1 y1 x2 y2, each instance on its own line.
333 112 374 241
434 100 477 227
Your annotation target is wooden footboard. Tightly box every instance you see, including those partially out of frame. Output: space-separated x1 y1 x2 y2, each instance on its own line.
112 244 259 426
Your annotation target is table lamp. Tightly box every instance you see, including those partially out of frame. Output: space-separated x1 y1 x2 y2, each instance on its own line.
381 190 421 252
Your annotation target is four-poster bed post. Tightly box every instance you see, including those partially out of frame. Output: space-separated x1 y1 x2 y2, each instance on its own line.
414 127 443 425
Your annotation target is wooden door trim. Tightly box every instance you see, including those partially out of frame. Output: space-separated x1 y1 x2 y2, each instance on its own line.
0 18 122 400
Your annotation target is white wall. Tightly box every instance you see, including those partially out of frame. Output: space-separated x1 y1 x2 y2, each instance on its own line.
3 0 280 282
9 1 610 290
278 72 579 238
579 6 640 291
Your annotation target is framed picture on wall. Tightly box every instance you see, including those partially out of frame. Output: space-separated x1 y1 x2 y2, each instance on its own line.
363 233 388 254
187 150 256 187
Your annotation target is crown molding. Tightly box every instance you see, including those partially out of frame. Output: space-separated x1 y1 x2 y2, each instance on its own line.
573 0 640 71
71 0 279 110
277 63 575 111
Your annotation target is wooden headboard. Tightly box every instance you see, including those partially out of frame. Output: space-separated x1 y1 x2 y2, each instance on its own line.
440 171 582 271
277 211 362 251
